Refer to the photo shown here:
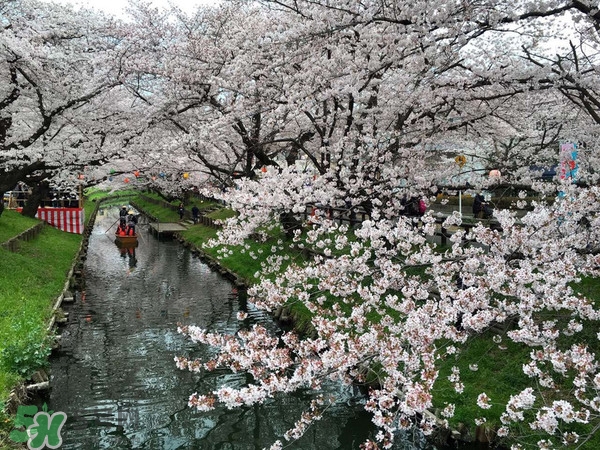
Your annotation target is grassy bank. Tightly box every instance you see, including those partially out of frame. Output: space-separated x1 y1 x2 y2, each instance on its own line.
0 211 40 243
0 211 83 448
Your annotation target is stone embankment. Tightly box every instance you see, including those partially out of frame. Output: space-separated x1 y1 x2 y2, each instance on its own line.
1 222 45 252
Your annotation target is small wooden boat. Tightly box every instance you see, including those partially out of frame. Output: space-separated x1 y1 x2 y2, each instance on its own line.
115 233 138 247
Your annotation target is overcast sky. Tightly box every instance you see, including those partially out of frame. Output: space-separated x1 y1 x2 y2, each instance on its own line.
43 0 221 18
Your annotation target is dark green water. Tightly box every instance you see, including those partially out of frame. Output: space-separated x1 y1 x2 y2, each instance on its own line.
44 207 450 450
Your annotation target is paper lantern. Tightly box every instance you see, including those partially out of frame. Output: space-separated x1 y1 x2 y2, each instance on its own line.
489 169 501 178
134 170 140 177
455 155 467 168
124 177 130 183
108 176 113 181
78 174 85 180
110 168 116 174
152 176 157 181
261 166 267 173
159 172 165 178
183 172 189 179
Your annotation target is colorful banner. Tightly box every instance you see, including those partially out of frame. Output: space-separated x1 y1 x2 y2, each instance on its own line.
18 207 85 234
559 143 578 182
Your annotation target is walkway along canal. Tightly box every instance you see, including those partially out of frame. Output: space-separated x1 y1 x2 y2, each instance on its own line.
43 205 444 449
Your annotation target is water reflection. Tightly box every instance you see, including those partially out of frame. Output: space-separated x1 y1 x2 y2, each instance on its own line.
46 207 441 449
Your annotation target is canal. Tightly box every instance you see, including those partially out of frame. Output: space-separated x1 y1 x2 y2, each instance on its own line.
45 206 440 449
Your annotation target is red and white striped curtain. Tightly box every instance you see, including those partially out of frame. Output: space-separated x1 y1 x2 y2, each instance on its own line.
18 208 85 234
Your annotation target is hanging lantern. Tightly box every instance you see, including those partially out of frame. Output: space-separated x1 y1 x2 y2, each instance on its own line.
78 174 85 180
159 172 165 178
134 170 140 177
152 176 157 181
124 177 130 183
110 168 116 175
261 166 267 173
108 176 113 182
489 169 501 178
183 172 189 179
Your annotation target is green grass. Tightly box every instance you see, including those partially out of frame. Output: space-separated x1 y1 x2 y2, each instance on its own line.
140 191 173 203
0 210 41 243
140 191 204 208
0 223 82 448
432 330 531 425
0 370 19 417
178 220 315 333
430 275 600 448
132 196 180 222
132 193 218 222
83 187 111 202
179 221 307 285
0 213 71 398
84 187 137 202
205 208 237 221
184 200 218 213
574 276 600 299
0 226 81 366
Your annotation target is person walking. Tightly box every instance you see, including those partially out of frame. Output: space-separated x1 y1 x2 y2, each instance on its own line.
191 205 200 224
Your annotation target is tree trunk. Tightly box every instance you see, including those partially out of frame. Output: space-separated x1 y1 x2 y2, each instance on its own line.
0 161 47 216
22 181 49 217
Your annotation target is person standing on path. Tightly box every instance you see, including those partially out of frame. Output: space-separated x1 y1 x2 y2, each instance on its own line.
191 205 200 224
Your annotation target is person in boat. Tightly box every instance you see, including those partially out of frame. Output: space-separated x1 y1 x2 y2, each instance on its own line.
119 205 128 227
126 210 138 235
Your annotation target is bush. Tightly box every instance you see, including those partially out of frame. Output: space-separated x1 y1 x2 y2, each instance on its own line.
1 319 52 379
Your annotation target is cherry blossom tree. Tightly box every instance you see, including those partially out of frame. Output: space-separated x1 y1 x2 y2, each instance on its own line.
173 1 600 449
0 0 140 215
4 0 600 448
